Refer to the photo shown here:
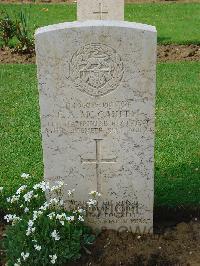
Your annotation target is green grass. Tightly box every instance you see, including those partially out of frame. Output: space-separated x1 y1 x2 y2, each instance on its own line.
0 62 200 210
126 3 200 44
155 62 200 206
0 3 200 45
0 64 43 210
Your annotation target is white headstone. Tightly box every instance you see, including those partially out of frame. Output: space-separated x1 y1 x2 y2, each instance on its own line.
77 0 124 21
35 20 157 233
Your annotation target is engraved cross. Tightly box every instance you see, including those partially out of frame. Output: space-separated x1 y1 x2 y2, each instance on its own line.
81 139 117 192
93 3 108 20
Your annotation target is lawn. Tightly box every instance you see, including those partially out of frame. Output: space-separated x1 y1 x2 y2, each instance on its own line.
0 3 200 45
0 62 200 211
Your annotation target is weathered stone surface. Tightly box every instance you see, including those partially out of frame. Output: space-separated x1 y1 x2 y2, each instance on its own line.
77 0 124 21
35 20 157 232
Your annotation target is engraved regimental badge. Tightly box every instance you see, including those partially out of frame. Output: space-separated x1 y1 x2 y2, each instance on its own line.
70 43 124 97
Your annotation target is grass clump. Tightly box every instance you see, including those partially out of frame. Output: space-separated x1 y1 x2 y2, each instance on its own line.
0 7 35 53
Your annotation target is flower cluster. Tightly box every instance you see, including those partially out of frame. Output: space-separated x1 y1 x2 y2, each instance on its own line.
89 191 101 197
33 181 50 191
4 173 99 265
4 214 21 225
87 198 97 207
14 252 30 266
51 230 60 241
7 194 20 204
26 219 36 236
49 254 57 264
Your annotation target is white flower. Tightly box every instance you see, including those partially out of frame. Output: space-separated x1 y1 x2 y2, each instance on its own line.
47 212 56 220
14 258 21 266
4 214 21 225
0 187 3 192
73 208 85 215
34 244 41 251
49 198 59 204
6 197 11 203
28 220 34 227
56 214 62 220
39 201 49 211
33 210 43 221
50 186 58 192
51 230 60 241
26 228 31 236
26 227 35 236
21 252 29 261
50 181 64 192
67 189 75 196
55 180 64 187
54 213 67 225
33 183 40 190
78 215 84 222
77 208 84 214
21 173 30 179
24 207 29 213
89 190 96 195
89 190 101 197
23 190 34 202
11 195 20 203
33 181 50 192
87 198 97 207
9 195 20 204
4 214 12 223
49 254 57 264
16 185 27 195
65 216 74 222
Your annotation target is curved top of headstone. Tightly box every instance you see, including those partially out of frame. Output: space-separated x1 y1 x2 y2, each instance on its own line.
35 20 156 37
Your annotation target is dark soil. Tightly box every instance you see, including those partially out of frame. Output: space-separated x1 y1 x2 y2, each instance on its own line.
0 218 200 266
0 48 35 64
0 223 5 266
1 45 200 64
68 220 200 266
158 44 200 62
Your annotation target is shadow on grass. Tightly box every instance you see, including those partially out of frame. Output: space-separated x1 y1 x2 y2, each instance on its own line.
155 160 200 208
157 36 172 44
157 36 200 45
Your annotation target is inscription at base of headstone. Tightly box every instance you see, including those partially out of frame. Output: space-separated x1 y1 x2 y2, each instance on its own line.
77 0 124 21
35 20 157 233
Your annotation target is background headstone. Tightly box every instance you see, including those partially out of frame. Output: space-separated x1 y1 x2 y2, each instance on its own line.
77 0 124 21
35 20 156 233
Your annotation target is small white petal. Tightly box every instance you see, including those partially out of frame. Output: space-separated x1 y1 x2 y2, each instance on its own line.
21 173 30 179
